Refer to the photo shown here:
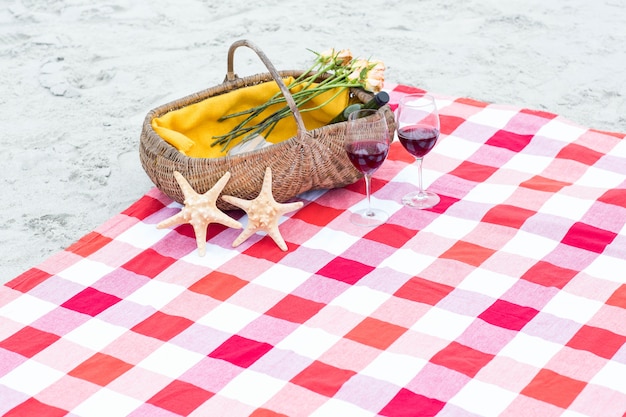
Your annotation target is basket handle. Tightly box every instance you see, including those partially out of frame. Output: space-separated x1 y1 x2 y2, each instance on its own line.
225 39 308 137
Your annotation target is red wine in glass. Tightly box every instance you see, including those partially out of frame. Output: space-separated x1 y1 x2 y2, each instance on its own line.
345 108 391 227
395 93 441 209
346 141 389 175
397 126 439 158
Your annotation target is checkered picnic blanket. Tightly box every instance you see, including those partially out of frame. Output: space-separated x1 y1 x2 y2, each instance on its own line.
1 84 626 417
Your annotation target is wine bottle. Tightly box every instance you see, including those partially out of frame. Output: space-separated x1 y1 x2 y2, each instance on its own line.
329 91 390 124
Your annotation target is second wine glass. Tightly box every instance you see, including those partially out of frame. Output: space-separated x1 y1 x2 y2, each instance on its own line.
345 109 391 227
396 93 441 209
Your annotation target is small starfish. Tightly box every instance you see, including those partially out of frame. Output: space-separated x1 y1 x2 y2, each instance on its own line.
222 167 303 251
157 171 242 256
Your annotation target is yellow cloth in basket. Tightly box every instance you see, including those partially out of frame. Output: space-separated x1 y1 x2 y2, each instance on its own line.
152 77 349 158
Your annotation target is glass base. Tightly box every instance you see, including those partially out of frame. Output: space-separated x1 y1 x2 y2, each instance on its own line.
350 208 388 227
402 190 440 209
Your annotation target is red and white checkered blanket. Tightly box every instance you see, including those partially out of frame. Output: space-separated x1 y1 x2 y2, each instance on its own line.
2 83 625 417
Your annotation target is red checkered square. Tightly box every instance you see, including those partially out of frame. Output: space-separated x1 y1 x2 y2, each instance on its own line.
479 299 539 331
265 294 325 324
290 360 356 397
561 222 617 254
607 284 626 309
364 223 416 249
486 130 534 153
209 335 273 368
520 108 558 120
428 194 461 215
65 231 112 258
291 202 344 227
449 161 499 183
439 114 466 135
393 84 426 95
379 388 445 417
61 287 122 317
122 249 177 278
345 317 408 350
598 188 626 209
440 240 496 267
394 277 454 306
521 369 586 409
481 204 536 229
0 326 60 358
6 268 52 293
556 143 604 166
147 379 213 416
250 409 289 417
132 311 194 341
188 271 248 301
387 142 415 163
69 352 133 386
520 175 571 192
566 325 626 359
316 257 375 285
429 342 494 378
243 239 296 263
121 194 166 220
456 97 489 108
4 398 67 417
521 261 578 289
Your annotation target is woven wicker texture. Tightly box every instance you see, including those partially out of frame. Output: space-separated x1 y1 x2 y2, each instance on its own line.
139 40 396 210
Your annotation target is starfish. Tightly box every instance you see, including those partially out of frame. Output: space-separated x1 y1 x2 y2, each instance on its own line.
221 167 303 251
157 171 242 256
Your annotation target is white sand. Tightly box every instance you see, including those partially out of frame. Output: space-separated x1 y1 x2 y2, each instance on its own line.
1 0 624 283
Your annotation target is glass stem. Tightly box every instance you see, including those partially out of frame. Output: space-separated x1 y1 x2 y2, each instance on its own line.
416 157 425 197
364 174 374 216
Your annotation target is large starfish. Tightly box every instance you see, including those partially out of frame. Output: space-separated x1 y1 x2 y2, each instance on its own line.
157 171 242 256
221 167 303 251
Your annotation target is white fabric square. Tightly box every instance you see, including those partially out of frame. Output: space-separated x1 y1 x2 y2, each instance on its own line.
64 318 127 351
275 325 340 360
433 135 482 162
310 398 376 417
182 241 241 269
138 343 204 379
422 214 478 241
575 165 626 189
541 291 603 324
329 285 391 316
197 302 259 334
500 229 559 260
501 152 553 176
463 182 517 205
115 221 171 250
72 387 142 417
302 227 360 255
539 193 593 221
126 279 186 310
219 370 286 407
410 307 474 341
57 258 114 286
591 360 626 394
0 294 57 326
253 264 311 293
457 269 517 299
498 332 562 368
466 107 518 129
536 119 587 142
449 378 517 417
0 360 64 396
378 248 436 276
584 255 626 283
360 350 427 387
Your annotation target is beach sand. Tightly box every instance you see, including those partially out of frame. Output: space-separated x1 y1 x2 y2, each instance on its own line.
1 0 624 283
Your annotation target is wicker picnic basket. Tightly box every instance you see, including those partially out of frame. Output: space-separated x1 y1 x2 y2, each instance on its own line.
139 39 395 210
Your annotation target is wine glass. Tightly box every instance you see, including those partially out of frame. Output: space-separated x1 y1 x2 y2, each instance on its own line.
345 108 391 227
395 93 441 209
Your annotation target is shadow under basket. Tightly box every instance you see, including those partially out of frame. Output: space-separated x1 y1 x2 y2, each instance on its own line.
139 39 396 211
